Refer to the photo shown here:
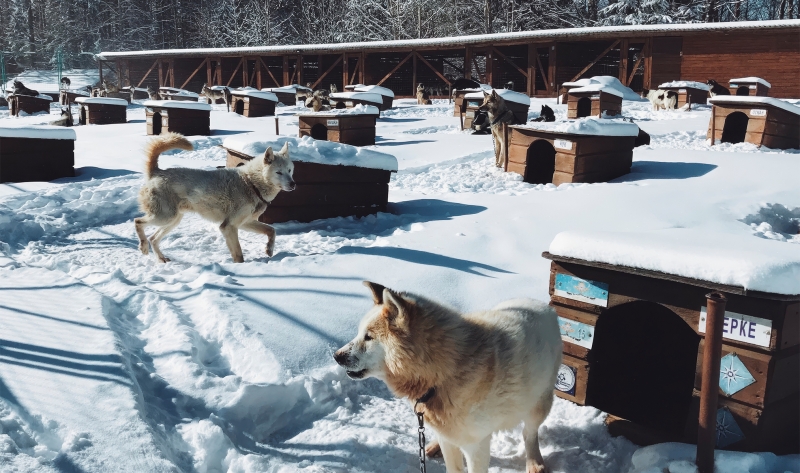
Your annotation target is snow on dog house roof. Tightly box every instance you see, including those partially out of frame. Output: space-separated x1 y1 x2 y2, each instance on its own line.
352 85 395 98
75 97 129 106
330 91 384 105
297 104 380 116
548 229 800 296
230 89 278 101
729 77 772 88
142 100 212 111
0 125 77 140
659 81 711 91
263 85 311 93
709 96 800 116
223 135 398 172
517 117 640 136
464 89 531 106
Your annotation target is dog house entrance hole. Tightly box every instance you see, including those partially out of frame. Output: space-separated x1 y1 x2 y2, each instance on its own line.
721 111 749 144
334 101 346 109
311 123 327 140
152 112 162 135
736 86 750 96
586 301 699 434
525 139 556 184
577 97 592 118
234 99 244 115
79 106 87 125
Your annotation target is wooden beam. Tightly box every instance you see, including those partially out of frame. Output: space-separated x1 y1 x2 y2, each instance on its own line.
169 59 175 87
343 54 348 88
535 48 550 93
243 57 249 87
297 56 304 86
206 58 212 86
486 48 493 87
548 44 557 93
311 55 343 89
412 52 417 92
215 58 222 85
414 51 452 86
99 61 104 85
491 46 528 78
472 57 484 83
465 47 472 80
180 58 208 90
527 46 536 95
255 58 261 89
137 60 158 88
569 39 620 83
376 52 414 86
226 57 244 87
642 38 653 89
442 58 464 75
282 55 289 86
259 58 280 87
626 48 645 86
349 56 361 86
619 39 629 85
359 51 366 84
158 60 163 87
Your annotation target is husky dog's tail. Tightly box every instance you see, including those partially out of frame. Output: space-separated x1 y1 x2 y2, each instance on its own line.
144 133 193 179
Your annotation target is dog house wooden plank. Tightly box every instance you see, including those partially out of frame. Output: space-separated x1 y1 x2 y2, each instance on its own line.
507 143 530 165
768 347 800 405
694 340 770 408
260 203 388 224
761 133 800 150
506 162 527 177
553 304 598 360
554 354 589 405
555 152 632 176
780 303 800 349
554 160 632 184
270 182 388 207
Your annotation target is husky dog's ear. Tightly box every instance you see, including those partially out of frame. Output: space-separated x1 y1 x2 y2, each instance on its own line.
363 281 385 304
279 142 290 157
382 288 410 330
490 89 498 99
263 147 275 165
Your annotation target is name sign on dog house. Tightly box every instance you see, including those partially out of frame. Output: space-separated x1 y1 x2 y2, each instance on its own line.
698 307 772 348
554 273 609 307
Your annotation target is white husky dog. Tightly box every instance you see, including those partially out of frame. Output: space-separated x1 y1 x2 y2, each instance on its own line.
335 282 562 473
135 133 295 263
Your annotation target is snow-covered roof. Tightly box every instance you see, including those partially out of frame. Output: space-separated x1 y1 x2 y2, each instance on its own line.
297 104 380 116
159 88 199 97
562 79 593 88
230 89 278 101
143 100 212 111
0 125 77 140
4 69 99 94
659 81 711 91
565 76 644 101
330 92 384 105
709 96 800 115
223 135 398 171
352 85 395 98
569 84 623 98
263 85 311 94
463 89 531 106
75 97 128 106
98 20 800 59
548 229 800 295
729 77 771 87
515 117 641 137
64 89 91 97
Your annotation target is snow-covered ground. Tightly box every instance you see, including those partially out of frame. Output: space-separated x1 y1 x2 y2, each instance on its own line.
0 97 798 473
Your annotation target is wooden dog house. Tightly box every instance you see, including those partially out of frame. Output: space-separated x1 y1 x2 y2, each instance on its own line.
75 97 128 125
143 100 212 136
453 88 483 117
461 89 530 130
708 96 799 150
658 81 710 108
329 92 384 112
59 90 90 106
350 85 395 111
544 229 799 454
158 87 199 101
507 119 639 185
729 77 771 97
298 107 379 146
222 136 397 223
230 89 278 117
262 85 310 105
0 126 75 183
567 87 622 119
8 94 52 116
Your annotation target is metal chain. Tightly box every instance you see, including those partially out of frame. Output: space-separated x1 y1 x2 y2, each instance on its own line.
416 410 427 473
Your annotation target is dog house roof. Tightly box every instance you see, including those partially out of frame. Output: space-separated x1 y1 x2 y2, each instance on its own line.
709 96 800 116
263 85 312 94
463 89 531 106
729 77 772 87
548 229 800 296
159 87 200 97
297 104 380 116
0 125 77 140
329 92 384 105
568 84 624 98
223 135 398 171
230 89 278 101
75 97 129 106
516 117 640 136
658 81 711 91
142 100 212 111
351 85 395 98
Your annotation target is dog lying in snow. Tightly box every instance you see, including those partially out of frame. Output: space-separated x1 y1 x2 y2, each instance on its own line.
49 107 74 127
335 282 562 473
135 133 295 263
530 104 556 122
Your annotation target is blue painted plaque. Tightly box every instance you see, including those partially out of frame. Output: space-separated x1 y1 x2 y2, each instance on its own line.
716 407 745 448
719 353 756 396
554 273 609 307
558 316 594 349
555 364 577 396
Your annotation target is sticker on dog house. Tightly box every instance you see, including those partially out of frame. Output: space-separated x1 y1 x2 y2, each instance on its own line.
716 407 745 448
555 364 577 395
719 353 756 396
554 139 573 150
750 109 767 116
558 316 594 349
699 307 772 348
327 119 339 127
554 273 609 307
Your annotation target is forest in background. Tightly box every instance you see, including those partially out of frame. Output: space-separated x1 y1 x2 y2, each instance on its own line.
0 0 796 71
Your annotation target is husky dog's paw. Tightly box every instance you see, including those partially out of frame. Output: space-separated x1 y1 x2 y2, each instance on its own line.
526 462 549 473
139 242 149 255
158 256 170 263
266 241 275 258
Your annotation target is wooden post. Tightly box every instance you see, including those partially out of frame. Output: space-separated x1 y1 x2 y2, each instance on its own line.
274 117 279 135
412 52 417 94
343 54 349 89
169 59 175 88
98 61 104 85
619 39 629 85
158 60 163 87
360 52 366 84
486 48 493 87
527 45 536 96
710 106 716 145
548 44 557 95
255 58 262 89
207 58 213 86
465 47 472 80
243 57 249 87
216 58 222 86
297 55 303 86
503 123 509 172
642 38 653 90
696 292 727 473
282 55 289 86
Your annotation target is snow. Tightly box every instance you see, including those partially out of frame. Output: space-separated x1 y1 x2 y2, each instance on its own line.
463 88 532 106
4 69 99 94
570 84 624 98
352 84 395 98
142 100 212 111
330 91 384 105
0 125 77 140
1 91 799 472
230 89 278 101
263 85 310 93
74 97 129 106
223 135 398 171
548 229 800 295
516 117 641 137
729 77 772 88
297 104 380 116
659 81 711 91
564 76 646 101
709 96 800 116
159 87 200 97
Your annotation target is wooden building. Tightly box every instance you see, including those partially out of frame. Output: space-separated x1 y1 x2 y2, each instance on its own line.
708 96 800 149
728 77 771 96
567 88 622 118
97 20 800 101
298 108 379 146
8 95 51 116
76 97 128 125
0 126 75 183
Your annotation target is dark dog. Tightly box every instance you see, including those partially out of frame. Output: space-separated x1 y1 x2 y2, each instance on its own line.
49 107 74 127
60 77 71 90
707 79 730 97
451 78 481 91
530 104 555 122
416 83 432 105
13 80 39 97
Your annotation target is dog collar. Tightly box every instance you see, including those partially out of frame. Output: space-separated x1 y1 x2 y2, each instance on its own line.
242 174 270 205
490 109 513 126
416 387 436 404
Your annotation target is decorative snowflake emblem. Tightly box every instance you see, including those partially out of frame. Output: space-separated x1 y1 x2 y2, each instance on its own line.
718 353 756 396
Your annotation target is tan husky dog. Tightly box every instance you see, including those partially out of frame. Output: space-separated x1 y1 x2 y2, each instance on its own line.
479 90 521 168
335 282 562 473
135 133 295 263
